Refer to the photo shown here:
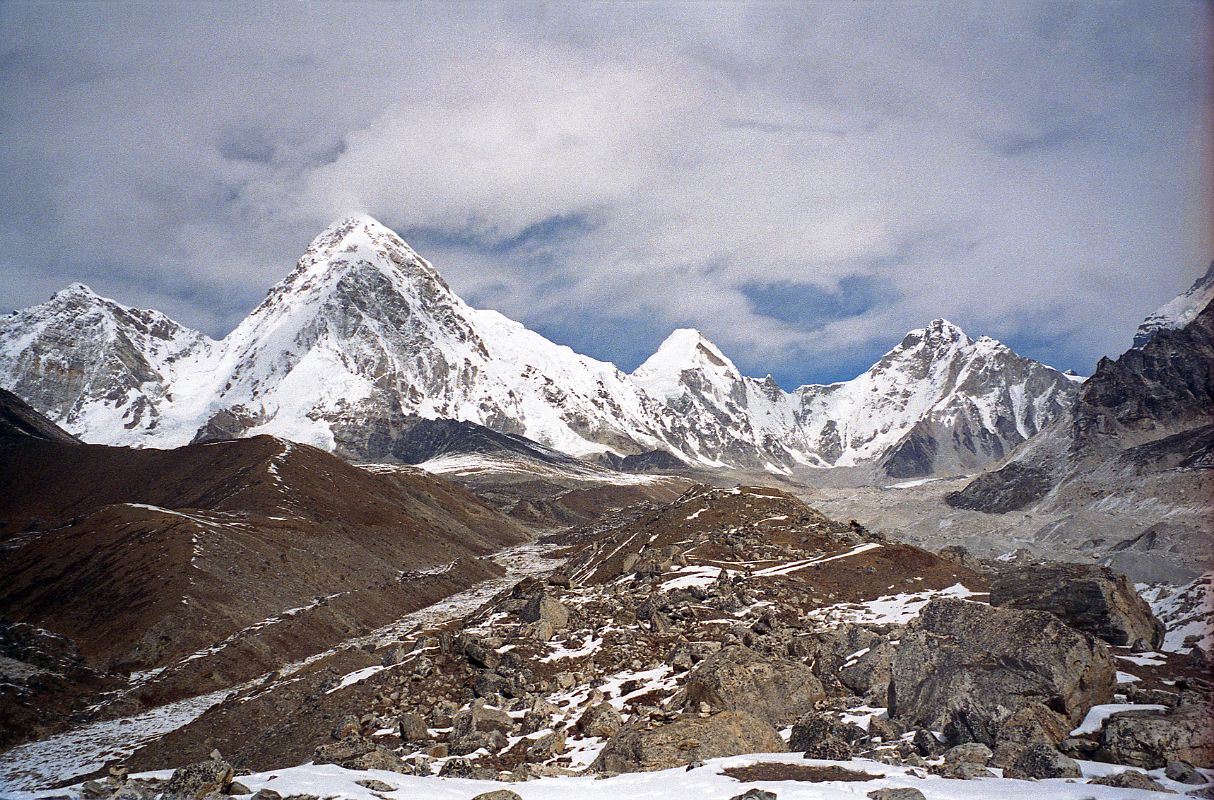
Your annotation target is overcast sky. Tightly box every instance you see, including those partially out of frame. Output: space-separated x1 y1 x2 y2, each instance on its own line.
1 1 1210 386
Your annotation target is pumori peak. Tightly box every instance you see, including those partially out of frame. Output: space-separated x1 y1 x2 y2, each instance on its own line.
632 328 741 400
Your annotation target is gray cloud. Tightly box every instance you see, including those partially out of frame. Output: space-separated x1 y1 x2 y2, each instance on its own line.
0 0 1209 386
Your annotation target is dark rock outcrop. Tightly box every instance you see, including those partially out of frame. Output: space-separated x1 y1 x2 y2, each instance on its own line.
989 563 1164 649
888 598 1115 746
788 713 862 759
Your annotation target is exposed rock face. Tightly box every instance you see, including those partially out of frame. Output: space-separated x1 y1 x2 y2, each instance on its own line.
592 711 786 773
683 645 825 727
1135 261 1214 348
888 598 1116 745
0 388 81 444
946 294 1214 583
989 563 1164 649
944 462 1053 513
0 283 214 439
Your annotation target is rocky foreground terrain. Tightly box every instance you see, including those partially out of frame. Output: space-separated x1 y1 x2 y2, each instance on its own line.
0 224 1210 799
2 471 1209 799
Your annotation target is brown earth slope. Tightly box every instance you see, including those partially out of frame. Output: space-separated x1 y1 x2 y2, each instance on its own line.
0 394 533 749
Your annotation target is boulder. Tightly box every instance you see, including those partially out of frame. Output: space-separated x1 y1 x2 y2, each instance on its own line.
1089 770 1175 792
1165 760 1206 784
942 742 992 767
398 712 429 743
472 792 524 800
911 729 944 757
592 711 786 773
576 701 623 739
161 752 233 799
1002 743 1082 779
989 563 1164 649
313 737 407 772
451 698 515 747
1096 697 1214 768
994 702 1071 747
868 790 926 800
888 598 1115 746
840 641 895 704
788 713 861 760
684 645 824 727
521 593 570 633
795 625 880 679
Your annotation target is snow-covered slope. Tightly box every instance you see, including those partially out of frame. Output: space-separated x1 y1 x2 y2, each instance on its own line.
1141 572 1214 654
1134 260 1214 347
633 329 802 471
184 216 668 457
0 216 1078 474
0 284 215 444
794 320 1079 476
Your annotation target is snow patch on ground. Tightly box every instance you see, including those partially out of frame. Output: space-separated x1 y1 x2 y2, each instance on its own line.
1070 703 1168 736
9 752 1194 800
0 688 233 790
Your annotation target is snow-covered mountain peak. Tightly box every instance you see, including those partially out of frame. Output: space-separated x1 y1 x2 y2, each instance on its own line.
51 282 101 301
899 318 971 351
1 216 1082 476
632 328 741 401
1134 261 1214 348
270 215 449 302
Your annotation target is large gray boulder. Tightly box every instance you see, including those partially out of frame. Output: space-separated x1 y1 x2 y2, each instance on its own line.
1096 694 1214 769
788 713 862 759
576 701 623 739
889 598 1115 746
990 563 1164 649
592 711 786 773
684 645 824 727
161 752 233 799
1002 743 1082 779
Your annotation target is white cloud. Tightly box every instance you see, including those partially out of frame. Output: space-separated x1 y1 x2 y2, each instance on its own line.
0 1 1209 384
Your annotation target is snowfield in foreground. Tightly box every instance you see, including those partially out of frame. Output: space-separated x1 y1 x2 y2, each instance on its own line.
9 753 1209 800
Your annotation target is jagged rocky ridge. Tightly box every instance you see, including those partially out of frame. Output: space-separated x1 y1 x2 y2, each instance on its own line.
946 278 1214 581
0 216 1080 476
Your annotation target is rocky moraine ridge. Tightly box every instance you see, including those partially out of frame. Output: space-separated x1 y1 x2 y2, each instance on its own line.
9 484 1208 799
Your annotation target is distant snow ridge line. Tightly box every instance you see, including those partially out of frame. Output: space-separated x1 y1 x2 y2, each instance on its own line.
1134 260 1214 348
0 215 1080 476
